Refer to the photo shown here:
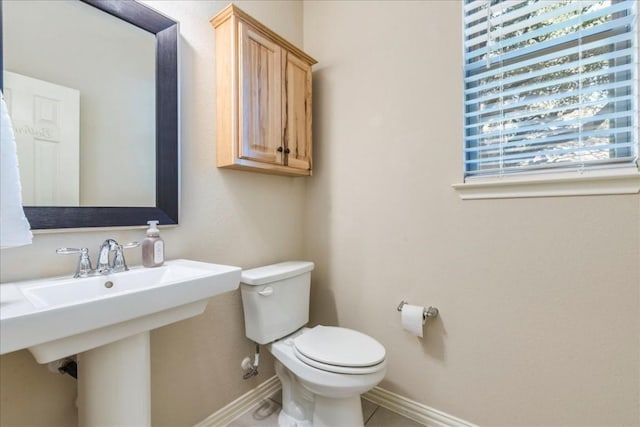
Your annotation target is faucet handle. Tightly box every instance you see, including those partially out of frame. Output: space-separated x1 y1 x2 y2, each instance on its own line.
112 242 140 273
57 247 93 278
56 247 84 254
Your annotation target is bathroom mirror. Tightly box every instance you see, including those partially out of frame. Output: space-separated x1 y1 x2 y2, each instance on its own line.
0 0 179 229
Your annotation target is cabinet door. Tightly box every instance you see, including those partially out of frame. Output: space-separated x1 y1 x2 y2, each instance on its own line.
283 52 312 171
238 22 282 164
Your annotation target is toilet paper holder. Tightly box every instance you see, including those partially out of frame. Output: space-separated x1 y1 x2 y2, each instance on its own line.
397 301 439 320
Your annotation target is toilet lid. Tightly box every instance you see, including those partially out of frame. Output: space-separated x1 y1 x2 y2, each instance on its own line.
293 326 385 368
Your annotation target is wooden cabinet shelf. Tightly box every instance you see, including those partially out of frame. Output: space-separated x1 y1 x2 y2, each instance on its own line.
211 4 317 177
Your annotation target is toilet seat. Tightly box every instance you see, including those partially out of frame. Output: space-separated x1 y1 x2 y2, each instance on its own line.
293 326 385 374
293 347 384 374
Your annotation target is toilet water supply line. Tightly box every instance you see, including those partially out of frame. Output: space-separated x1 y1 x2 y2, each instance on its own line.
47 356 78 379
242 344 260 379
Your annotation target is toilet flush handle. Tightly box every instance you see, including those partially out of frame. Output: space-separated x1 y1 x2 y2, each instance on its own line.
258 287 274 296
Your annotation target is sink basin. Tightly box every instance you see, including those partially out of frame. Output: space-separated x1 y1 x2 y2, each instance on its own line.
20 262 205 309
0 259 241 363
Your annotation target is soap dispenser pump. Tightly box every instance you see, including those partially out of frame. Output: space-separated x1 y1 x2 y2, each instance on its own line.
142 220 164 267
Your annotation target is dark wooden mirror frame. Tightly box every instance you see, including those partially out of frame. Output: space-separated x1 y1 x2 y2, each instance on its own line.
0 0 179 229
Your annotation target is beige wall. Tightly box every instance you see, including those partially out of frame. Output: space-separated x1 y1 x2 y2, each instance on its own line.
303 1 640 426
0 1 304 426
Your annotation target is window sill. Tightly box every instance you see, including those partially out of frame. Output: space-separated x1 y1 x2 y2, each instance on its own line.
452 168 640 200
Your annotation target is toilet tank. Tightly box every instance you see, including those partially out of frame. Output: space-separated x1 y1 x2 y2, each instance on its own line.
240 261 314 344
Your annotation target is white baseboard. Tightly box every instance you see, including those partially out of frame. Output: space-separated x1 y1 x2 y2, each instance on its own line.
363 387 476 427
193 376 475 427
194 376 281 427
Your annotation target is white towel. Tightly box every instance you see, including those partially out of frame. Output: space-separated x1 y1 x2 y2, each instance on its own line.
1 90 32 249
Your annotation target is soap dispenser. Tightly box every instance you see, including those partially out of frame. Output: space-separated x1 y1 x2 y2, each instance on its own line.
142 220 164 267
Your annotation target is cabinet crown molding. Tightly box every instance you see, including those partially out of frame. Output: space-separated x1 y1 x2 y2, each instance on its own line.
210 4 317 66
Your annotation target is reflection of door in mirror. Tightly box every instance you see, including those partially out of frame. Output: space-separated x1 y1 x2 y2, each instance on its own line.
4 71 80 206
3 0 156 208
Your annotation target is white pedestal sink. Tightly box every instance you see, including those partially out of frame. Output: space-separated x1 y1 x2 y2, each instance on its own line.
78 332 152 426
0 259 241 426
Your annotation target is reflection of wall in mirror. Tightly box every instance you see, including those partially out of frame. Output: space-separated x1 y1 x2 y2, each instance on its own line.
3 0 156 207
4 71 80 207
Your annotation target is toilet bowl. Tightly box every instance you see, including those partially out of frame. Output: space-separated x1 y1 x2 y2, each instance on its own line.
269 327 386 427
271 326 386 396
240 262 387 427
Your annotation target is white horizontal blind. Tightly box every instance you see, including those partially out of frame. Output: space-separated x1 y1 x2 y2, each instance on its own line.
463 0 638 178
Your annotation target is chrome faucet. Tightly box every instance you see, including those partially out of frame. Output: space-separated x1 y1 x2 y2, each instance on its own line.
96 239 120 274
96 239 140 274
57 239 139 278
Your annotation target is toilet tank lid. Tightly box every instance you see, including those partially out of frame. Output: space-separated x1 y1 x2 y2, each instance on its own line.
241 261 315 286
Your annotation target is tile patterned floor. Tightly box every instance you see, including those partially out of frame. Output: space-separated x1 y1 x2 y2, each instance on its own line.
228 395 425 427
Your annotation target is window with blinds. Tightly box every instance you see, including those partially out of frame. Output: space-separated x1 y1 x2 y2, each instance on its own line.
463 0 638 179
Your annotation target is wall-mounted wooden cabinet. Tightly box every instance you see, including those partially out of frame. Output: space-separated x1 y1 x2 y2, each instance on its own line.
211 4 317 177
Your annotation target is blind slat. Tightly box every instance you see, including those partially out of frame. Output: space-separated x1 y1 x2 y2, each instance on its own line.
466 157 636 176
464 94 636 130
465 144 637 167
464 80 634 120
465 62 634 107
465 110 635 143
465 46 634 96
463 0 638 178
465 0 629 52
464 1 595 47
466 10 634 69
466 145 637 167
464 0 520 25
465 31 633 84
466 127 636 155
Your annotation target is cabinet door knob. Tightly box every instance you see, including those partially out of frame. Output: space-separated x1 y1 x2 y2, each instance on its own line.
284 148 290 154
277 147 283 153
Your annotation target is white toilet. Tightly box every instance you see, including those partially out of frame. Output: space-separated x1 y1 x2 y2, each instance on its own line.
240 261 387 427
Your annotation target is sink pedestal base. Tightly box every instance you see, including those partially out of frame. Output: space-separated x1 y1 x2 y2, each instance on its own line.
78 332 151 427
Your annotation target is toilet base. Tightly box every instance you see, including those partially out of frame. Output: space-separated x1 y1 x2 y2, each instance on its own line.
275 358 367 427
312 395 364 427
278 410 312 427
277 388 365 427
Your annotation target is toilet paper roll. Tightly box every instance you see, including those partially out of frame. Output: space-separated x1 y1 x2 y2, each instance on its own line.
401 304 426 338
